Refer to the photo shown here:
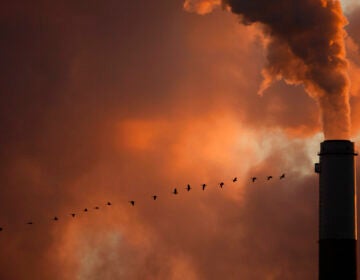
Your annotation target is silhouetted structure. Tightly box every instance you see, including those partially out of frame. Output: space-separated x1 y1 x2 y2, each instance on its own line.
315 140 357 280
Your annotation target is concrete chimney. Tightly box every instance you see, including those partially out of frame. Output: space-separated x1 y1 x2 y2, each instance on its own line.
315 140 357 279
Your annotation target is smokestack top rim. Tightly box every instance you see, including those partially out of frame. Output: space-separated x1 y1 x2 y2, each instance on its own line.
319 140 357 156
322 140 353 143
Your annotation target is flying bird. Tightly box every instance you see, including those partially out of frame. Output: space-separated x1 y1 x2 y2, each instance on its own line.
233 177 238 182
53 217 58 221
84 208 88 212
94 206 100 210
129 200 135 206
173 188 178 195
27 222 33 225
152 195 157 200
201 184 207 191
219 182 224 188
71 213 76 218
280 173 286 179
252 177 257 182
0 227 3 231
267 176 273 180
107 202 112 206
186 184 191 192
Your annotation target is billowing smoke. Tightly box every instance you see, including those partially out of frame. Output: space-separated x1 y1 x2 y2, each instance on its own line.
185 0 351 140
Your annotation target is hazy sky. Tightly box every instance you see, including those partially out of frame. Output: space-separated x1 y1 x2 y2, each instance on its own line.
341 0 360 12
0 1 360 279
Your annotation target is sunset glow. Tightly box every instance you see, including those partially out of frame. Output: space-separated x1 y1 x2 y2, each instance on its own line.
0 0 360 279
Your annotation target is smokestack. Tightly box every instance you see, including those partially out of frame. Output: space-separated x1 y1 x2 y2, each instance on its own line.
315 140 357 279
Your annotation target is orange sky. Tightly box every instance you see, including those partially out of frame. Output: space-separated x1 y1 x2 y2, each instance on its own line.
0 1 360 279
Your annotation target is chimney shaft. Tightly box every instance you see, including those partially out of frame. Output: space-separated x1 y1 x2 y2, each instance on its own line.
316 140 357 279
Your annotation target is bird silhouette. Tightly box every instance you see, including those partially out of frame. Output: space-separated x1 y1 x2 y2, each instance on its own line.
0 170 293 233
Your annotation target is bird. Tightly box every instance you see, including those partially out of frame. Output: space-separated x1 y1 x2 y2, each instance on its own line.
280 173 285 179
267 176 273 180
129 200 135 206
84 208 88 212
233 177 238 183
152 195 157 200
53 217 58 221
252 177 257 182
0 227 3 231
94 206 100 210
186 184 191 192
27 222 33 225
219 182 224 188
201 184 207 191
106 202 112 206
173 188 178 195
71 213 76 218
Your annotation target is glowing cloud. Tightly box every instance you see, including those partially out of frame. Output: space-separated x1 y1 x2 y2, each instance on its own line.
183 0 222 14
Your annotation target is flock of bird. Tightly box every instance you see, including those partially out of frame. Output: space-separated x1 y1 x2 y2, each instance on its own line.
0 173 286 232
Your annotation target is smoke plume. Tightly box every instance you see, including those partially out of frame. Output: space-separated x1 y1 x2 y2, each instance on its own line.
185 0 351 139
